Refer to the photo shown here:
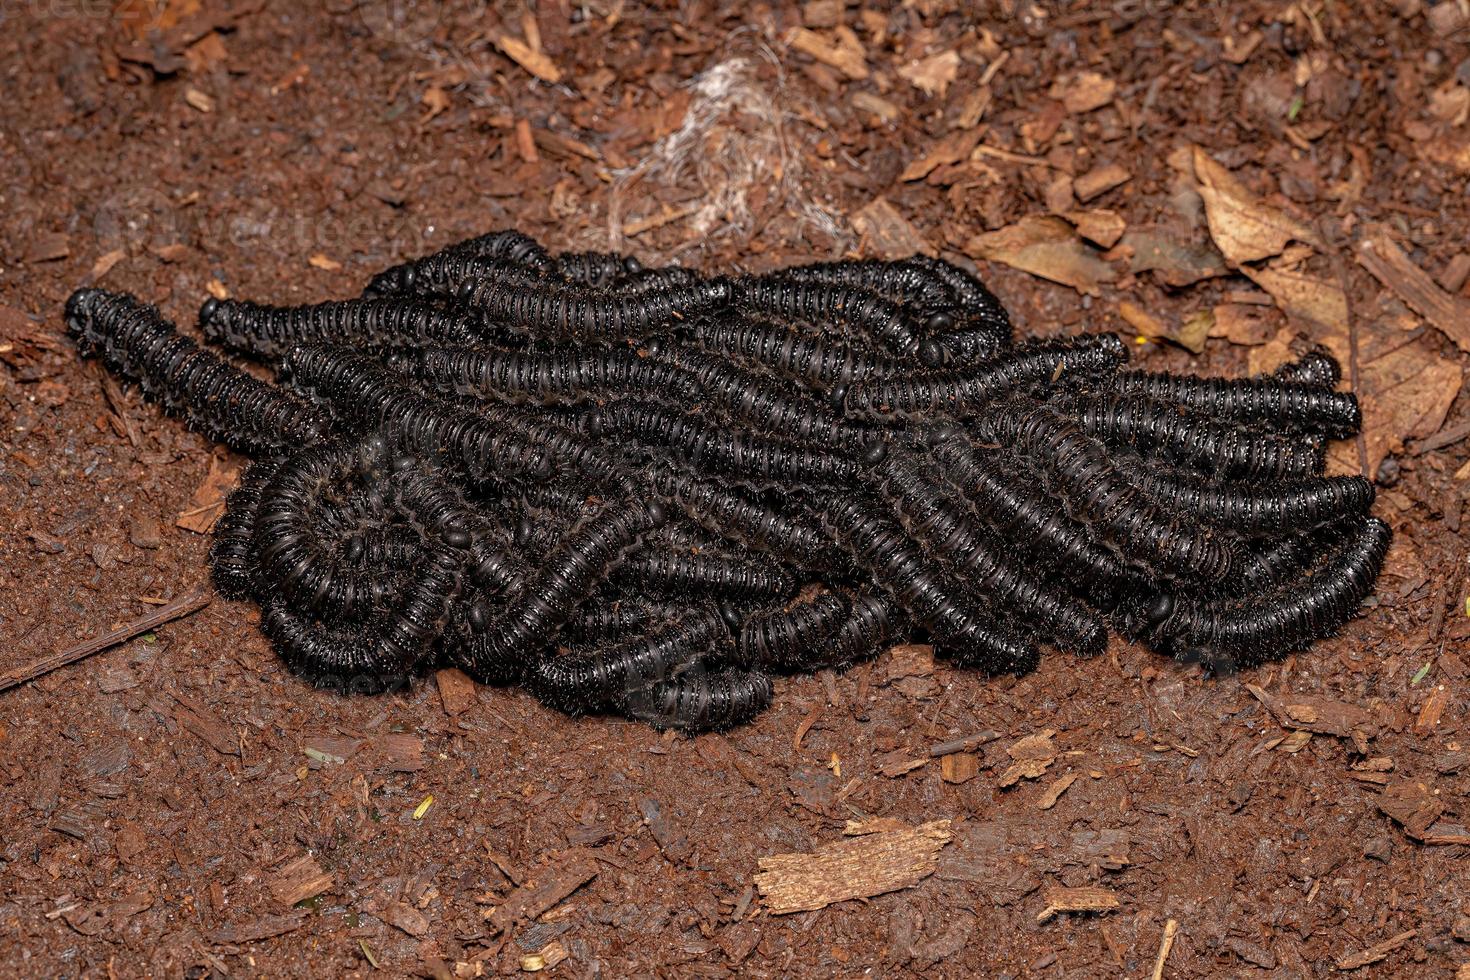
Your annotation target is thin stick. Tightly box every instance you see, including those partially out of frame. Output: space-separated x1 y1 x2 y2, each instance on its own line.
1 587 212 693
1317 216 1369 479
1151 918 1180 980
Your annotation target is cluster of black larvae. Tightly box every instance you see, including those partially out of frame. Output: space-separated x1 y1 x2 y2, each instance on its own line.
64 229 1389 732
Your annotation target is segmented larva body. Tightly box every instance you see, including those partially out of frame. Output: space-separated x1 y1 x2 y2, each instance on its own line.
1112 370 1361 438
977 399 1233 583
845 334 1128 421
408 344 702 406
1273 349 1342 388
209 457 284 600
364 246 548 299
591 401 868 489
462 277 732 341
1116 457 1375 537
613 550 798 600
456 500 667 682
554 250 642 288
733 276 924 359
873 451 1107 655
689 310 905 391
927 434 1139 607
734 591 850 671
645 458 837 571
66 289 330 454
619 665 774 732
820 497 1037 673
664 347 874 451
1145 517 1391 668
199 297 480 359
1068 392 1326 481
530 610 727 715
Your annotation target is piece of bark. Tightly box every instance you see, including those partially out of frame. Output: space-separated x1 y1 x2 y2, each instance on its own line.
168 692 240 756
755 819 953 914
785 26 868 80
940 753 978 784
209 911 309 944
1336 929 1417 971
877 749 927 778
1377 777 1445 839
901 128 983 182
1420 822 1470 845
1036 772 1080 809
1036 885 1120 922
495 34 562 83
1244 684 1377 740
435 668 478 716
1357 225 1470 353
271 855 334 907
487 851 599 933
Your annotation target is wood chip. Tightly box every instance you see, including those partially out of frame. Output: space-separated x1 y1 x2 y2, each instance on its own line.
940 753 978 784
851 91 900 124
1415 684 1450 732
900 128 983 182
755 819 952 914
1193 147 1317 264
308 253 342 272
876 749 927 778
270 855 333 907
1151 919 1180 980
487 852 598 933
1073 163 1131 202
1036 772 1080 809
998 757 1053 787
90 248 127 281
785 26 868 80
209 911 309 944
1245 684 1377 740
515 119 539 163
1336 929 1416 971
1062 209 1126 248
1036 885 1120 923
1357 225 1470 354
495 34 562 83
966 215 1116 296
884 643 935 682
1420 822 1470 845
435 667 478 716
898 49 959 97
1377 777 1445 839
1049 71 1115 113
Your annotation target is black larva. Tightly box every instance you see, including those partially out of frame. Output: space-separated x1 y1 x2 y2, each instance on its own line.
64 228 1387 732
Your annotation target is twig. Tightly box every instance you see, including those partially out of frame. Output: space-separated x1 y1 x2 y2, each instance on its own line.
1 587 212 693
1316 216 1369 479
1151 918 1180 980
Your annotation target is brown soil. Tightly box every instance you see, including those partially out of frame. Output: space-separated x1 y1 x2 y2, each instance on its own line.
3 3 1469 977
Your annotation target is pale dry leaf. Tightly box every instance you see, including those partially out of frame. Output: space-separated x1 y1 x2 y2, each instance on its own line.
852 197 933 259
1193 147 1318 264
1061 209 1125 248
966 216 1116 296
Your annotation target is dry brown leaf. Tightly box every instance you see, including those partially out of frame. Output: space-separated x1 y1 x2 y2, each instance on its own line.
1358 339 1464 474
1356 225 1470 354
900 128 983 182
1209 303 1279 345
851 197 933 259
1193 147 1317 264
899 49 959 97
496 34 563 84
175 455 240 534
755 820 952 914
1118 229 1231 286
966 215 1116 296
1242 264 1346 340
1049 71 1115 113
